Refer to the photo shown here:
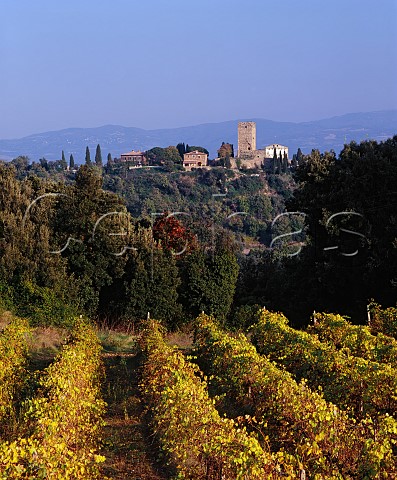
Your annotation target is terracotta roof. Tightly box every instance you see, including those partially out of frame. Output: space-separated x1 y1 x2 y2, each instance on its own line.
184 150 207 156
121 150 145 156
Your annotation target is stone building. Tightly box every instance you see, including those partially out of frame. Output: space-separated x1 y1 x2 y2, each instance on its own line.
120 150 147 165
237 121 289 170
264 144 289 159
237 122 256 157
183 150 208 171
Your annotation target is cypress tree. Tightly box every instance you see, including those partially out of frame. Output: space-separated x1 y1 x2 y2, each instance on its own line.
85 146 91 166
95 144 103 167
60 151 67 170
283 151 288 173
107 153 113 165
276 156 281 174
272 149 277 174
176 143 186 159
69 154 75 169
40 158 48 171
297 148 303 165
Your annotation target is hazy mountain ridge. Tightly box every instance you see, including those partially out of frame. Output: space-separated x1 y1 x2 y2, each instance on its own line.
0 110 396 162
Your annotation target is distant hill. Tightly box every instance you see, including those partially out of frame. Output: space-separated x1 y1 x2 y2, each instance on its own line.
0 110 396 162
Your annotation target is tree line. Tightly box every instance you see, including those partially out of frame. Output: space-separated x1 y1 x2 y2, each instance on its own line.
0 135 396 329
0 164 242 328
236 136 397 325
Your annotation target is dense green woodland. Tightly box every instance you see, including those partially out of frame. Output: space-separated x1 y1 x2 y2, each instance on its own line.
0 136 396 328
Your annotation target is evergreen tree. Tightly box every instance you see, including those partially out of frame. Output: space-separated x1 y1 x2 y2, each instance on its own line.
11 156 29 173
279 151 283 172
51 165 128 315
176 143 186 159
107 153 113 165
95 144 103 167
286 138 397 323
283 151 288 173
218 142 233 160
181 246 239 320
123 246 183 328
39 158 49 171
61 151 67 170
272 149 277 174
276 156 282 174
186 145 209 155
0 164 78 325
69 154 75 170
297 148 303 165
85 146 91 166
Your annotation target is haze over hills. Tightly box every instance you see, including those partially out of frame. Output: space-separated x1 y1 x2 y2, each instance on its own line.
0 110 396 163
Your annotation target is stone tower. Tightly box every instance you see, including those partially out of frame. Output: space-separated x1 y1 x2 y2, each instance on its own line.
238 121 256 157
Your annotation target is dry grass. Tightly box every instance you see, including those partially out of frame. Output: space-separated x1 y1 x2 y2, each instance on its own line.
97 329 139 354
1 311 66 355
26 325 67 371
165 330 193 350
0 310 15 331
28 326 66 351
0 312 66 369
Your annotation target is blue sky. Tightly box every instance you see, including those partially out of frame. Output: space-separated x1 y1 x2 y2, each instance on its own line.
1 0 396 138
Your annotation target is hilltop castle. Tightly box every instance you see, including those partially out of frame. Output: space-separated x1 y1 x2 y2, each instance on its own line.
237 121 289 169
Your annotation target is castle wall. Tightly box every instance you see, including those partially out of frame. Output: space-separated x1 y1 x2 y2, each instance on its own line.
238 122 256 156
236 121 289 170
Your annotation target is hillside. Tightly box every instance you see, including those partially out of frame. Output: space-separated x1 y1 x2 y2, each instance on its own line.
0 110 396 162
0 134 395 327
